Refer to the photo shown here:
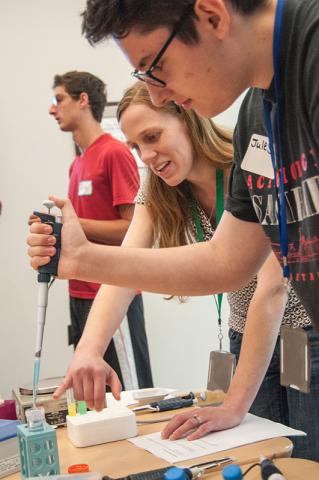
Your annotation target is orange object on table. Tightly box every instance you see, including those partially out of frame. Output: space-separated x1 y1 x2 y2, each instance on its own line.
68 463 90 473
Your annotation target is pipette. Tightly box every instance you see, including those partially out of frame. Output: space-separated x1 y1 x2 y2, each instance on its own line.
32 200 62 408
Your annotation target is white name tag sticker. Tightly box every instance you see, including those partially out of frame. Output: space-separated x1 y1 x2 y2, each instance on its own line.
78 180 92 196
241 134 274 179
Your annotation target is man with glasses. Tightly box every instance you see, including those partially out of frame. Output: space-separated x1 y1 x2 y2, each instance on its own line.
30 70 153 394
131 3 194 88
28 0 319 458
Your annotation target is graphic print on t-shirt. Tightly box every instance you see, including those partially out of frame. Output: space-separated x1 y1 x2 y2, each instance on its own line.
246 146 319 278
226 0 319 326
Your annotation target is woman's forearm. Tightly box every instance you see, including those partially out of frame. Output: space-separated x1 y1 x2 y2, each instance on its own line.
75 284 136 356
223 254 288 415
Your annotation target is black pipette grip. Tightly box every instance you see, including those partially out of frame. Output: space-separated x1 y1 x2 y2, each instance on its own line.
33 211 62 281
150 397 195 411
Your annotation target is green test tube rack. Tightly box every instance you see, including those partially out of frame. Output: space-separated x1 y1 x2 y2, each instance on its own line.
17 407 60 478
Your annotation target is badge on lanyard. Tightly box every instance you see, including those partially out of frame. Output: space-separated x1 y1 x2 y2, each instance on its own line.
191 169 236 393
262 0 312 392
207 350 237 393
280 325 311 393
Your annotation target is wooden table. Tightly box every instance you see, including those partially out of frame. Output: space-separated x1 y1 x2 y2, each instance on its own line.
239 458 319 479
7 408 294 479
55 425 293 477
7 409 318 479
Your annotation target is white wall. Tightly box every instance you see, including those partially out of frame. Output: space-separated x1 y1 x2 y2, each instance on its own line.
0 1 242 399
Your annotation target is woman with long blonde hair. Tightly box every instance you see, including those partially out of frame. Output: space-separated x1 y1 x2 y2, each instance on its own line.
117 82 233 251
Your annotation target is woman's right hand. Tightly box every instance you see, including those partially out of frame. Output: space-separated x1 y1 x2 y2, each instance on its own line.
161 401 245 441
27 196 88 280
53 348 122 410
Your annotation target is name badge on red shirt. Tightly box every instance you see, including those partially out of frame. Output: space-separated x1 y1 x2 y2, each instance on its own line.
78 180 92 196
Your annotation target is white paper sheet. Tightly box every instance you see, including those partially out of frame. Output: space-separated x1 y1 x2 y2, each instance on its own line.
129 413 305 463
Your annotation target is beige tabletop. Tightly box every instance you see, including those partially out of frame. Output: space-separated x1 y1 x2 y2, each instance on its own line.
7 409 297 480
54 424 293 477
237 457 319 480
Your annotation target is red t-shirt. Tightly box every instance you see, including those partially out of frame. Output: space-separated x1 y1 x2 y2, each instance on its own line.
68 133 139 298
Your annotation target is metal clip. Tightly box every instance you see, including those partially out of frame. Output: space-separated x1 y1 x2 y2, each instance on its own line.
218 330 223 351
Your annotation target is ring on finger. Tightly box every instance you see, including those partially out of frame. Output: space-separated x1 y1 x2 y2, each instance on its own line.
193 413 203 427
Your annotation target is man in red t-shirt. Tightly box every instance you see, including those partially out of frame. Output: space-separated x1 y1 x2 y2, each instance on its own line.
47 70 153 390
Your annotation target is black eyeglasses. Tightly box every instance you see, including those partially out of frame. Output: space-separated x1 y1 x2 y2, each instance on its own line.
132 4 193 88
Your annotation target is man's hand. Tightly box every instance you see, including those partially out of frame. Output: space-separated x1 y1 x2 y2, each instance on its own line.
28 214 41 226
53 348 122 410
27 196 88 279
161 403 245 441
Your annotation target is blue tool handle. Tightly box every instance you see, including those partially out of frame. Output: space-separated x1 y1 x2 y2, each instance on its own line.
33 211 62 281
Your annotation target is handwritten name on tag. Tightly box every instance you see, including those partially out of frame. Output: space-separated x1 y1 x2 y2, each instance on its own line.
78 180 92 196
241 134 274 179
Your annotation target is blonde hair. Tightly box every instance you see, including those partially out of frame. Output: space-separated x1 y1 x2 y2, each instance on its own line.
117 81 233 249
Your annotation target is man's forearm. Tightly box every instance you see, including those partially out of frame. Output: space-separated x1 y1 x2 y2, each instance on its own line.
30 203 272 298
79 217 130 244
71 211 273 296
76 284 136 356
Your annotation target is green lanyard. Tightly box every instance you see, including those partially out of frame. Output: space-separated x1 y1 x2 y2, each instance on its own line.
191 169 225 349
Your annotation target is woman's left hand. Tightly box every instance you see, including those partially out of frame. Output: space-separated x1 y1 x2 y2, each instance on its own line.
161 404 245 441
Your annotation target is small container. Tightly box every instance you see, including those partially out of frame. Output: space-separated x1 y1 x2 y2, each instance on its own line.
222 464 243 480
0 398 17 420
68 463 90 473
25 407 45 431
17 407 60 478
77 401 87 415
66 389 77 417
164 467 187 480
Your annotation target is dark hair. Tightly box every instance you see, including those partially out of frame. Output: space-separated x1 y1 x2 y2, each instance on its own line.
53 70 107 122
82 0 268 46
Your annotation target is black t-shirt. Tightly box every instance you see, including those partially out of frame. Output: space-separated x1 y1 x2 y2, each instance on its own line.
226 0 319 327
